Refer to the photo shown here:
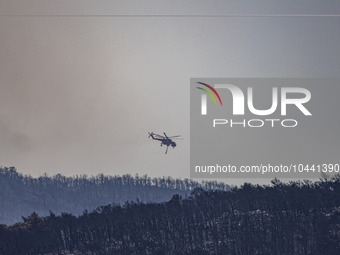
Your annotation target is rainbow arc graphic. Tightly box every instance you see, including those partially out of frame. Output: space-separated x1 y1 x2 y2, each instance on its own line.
196 82 222 115
196 82 222 106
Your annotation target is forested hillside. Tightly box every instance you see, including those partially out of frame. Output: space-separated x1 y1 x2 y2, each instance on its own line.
0 167 229 225
1 176 339 255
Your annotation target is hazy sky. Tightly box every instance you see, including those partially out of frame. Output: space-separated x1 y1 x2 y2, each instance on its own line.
0 1 339 184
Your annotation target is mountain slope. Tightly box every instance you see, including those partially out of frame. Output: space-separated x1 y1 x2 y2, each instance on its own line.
1 176 339 255
0 167 229 225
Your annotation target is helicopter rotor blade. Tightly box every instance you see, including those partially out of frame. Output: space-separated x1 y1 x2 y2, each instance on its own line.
163 132 168 139
153 133 164 138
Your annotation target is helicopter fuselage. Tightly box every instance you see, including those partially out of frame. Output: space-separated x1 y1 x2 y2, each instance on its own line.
162 139 176 148
148 132 179 154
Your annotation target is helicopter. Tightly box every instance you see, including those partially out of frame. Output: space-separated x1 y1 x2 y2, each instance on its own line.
148 132 182 154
